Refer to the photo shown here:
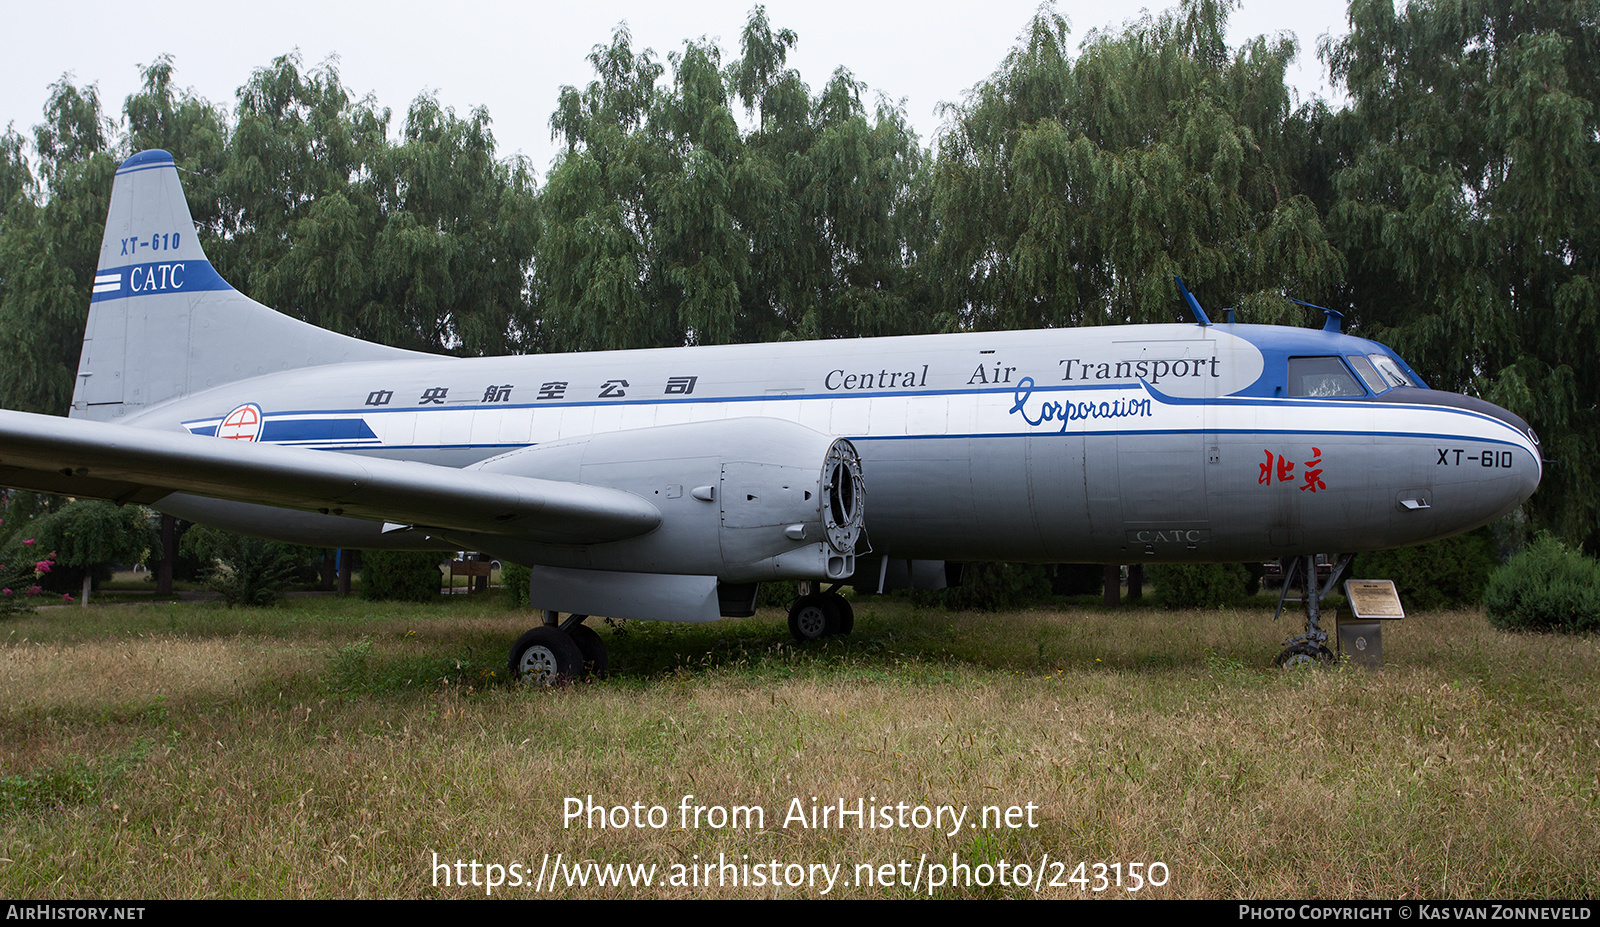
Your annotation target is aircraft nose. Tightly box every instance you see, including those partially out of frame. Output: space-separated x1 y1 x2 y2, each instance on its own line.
1472 395 1543 495
1375 386 1542 476
1372 387 1541 529
1443 391 1543 519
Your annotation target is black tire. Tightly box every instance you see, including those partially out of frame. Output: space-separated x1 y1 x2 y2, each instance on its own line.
828 592 854 635
788 593 839 642
1274 642 1335 668
509 626 583 685
566 623 609 680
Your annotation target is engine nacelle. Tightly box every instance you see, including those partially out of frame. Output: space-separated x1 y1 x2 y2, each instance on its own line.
468 417 864 583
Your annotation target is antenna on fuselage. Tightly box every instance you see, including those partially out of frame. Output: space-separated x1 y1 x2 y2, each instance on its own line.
1287 296 1343 333
1174 276 1211 326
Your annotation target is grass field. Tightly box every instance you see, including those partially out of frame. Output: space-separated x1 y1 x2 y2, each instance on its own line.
1 593 1595 899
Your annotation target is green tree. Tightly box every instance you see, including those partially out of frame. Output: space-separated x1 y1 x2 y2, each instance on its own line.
123 56 231 236
931 0 1343 332
23 500 155 601
218 53 391 340
362 95 540 356
0 78 115 415
541 25 669 351
1324 0 1600 551
220 54 540 356
539 8 930 351
360 549 445 602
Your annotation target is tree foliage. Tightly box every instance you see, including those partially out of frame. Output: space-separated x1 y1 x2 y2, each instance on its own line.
216 54 542 356
181 525 304 607
932 0 1343 332
1353 527 1497 611
0 77 115 415
20 500 155 594
1325 0 1600 550
1483 535 1600 633
1149 561 1252 608
539 8 931 350
359 549 445 602
24 500 154 569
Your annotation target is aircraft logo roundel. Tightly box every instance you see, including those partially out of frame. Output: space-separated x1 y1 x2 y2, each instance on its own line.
217 403 264 441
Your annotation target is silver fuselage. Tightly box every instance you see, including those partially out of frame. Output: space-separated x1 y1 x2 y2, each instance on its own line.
130 324 1540 566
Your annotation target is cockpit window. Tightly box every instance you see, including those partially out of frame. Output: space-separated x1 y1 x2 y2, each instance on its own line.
1368 354 1414 389
1347 355 1388 394
1288 356 1366 397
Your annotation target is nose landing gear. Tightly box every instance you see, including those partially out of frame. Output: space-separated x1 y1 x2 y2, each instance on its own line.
1273 554 1350 667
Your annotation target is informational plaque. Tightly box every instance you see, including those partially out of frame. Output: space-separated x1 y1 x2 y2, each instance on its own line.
1344 580 1405 620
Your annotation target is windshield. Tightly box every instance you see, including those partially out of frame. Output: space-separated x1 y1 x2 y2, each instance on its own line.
1368 354 1415 389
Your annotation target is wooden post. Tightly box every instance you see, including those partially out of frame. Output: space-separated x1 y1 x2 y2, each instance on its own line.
1127 563 1144 602
1103 564 1120 608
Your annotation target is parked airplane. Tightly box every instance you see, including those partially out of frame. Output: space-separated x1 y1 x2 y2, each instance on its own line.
0 150 1543 678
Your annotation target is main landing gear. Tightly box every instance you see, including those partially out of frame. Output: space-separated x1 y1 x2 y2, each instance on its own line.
1272 554 1351 667
509 611 608 685
787 585 854 642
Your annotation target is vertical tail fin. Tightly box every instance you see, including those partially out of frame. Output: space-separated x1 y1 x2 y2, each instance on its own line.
71 149 418 422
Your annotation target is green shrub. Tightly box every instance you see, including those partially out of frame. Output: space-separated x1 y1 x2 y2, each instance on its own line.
1149 562 1250 608
757 581 797 608
501 561 532 608
918 562 1052 611
360 550 446 602
1355 527 1496 611
181 526 304 607
1483 536 1600 633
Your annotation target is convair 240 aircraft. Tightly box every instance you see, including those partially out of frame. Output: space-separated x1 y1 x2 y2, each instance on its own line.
0 150 1543 678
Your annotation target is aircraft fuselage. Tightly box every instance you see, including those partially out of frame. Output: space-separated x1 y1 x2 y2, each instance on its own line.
128 322 1541 568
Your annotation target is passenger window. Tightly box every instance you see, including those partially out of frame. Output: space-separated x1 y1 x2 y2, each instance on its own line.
1288 356 1365 397
1346 355 1387 393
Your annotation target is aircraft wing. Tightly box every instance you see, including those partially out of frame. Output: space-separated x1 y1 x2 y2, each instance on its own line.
0 410 661 544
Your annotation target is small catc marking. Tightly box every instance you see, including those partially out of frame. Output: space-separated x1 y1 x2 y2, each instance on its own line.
218 403 263 441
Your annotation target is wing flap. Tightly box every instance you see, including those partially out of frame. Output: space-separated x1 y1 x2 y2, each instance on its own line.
0 410 660 544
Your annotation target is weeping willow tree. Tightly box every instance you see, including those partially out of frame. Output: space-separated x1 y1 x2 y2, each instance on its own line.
0 79 116 416
1325 0 1600 550
219 54 541 356
930 0 1345 332
537 7 931 352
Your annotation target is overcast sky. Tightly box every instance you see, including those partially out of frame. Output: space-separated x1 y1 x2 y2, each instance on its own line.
1 0 1354 181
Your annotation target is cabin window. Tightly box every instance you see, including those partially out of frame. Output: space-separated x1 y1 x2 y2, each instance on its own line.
1368 354 1415 389
1346 355 1388 393
1287 356 1365 397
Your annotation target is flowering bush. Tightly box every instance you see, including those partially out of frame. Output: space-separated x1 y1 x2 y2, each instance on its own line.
0 545 56 616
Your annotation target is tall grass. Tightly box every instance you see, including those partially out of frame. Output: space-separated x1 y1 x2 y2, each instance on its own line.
1 595 1595 898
